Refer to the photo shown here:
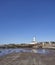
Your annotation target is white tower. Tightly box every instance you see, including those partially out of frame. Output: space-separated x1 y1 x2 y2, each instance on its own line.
33 37 36 42
30 36 37 44
31 36 37 44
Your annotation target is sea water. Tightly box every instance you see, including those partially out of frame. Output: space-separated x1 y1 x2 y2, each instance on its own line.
0 48 55 56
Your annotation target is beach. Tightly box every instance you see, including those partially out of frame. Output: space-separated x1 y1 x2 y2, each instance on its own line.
0 51 55 65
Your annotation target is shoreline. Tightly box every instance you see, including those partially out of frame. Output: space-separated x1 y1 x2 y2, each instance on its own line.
0 52 55 65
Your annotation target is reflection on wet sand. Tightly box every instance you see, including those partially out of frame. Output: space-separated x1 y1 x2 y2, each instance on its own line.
32 49 38 53
0 48 54 56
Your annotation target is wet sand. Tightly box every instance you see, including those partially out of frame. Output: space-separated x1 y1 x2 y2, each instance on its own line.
0 52 55 65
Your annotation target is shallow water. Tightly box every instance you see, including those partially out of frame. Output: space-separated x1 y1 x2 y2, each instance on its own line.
0 48 55 56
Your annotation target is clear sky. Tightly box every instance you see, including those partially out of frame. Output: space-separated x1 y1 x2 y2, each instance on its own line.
0 0 55 44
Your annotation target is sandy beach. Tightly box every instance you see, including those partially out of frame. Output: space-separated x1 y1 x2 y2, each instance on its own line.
0 51 55 65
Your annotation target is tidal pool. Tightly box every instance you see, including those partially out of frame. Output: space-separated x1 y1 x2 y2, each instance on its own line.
0 48 55 56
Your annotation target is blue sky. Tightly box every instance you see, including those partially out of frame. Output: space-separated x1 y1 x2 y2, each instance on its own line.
0 0 55 44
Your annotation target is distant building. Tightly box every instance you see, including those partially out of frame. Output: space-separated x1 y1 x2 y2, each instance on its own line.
30 36 37 44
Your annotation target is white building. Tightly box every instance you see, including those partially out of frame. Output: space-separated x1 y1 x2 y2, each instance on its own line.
30 36 37 44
